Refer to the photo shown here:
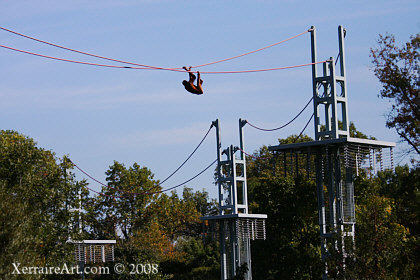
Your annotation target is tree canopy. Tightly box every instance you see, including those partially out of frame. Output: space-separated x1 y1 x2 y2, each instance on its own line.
370 33 420 156
1 124 419 279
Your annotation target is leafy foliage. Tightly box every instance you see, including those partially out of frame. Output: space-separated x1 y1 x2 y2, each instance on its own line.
2 128 419 279
0 130 84 279
370 33 420 155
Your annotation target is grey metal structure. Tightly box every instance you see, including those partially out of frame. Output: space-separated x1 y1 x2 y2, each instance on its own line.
201 119 267 280
74 240 116 264
312 25 349 141
269 26 395 279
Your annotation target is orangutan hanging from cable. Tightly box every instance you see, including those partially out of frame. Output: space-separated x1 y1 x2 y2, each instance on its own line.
182 66 203 95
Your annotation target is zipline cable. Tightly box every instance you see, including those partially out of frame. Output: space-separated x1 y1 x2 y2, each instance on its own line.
294 113 314 143
160 123 214 185
0 26 310 70
0 44 326 74
69 158 217 197
246 97 313 131
0 26 180 71
199 62 326 74
0 44 184 72
190 29 310 68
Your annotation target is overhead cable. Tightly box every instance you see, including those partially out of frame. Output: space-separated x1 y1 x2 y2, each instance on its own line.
293 113 314 143
189 29 310 68
160 123 214 185
0 44 326 74
246 97 313 131
0 26 309 70
0 26 180 71
0 44 184 72
69 158 217 197
200 62 326 74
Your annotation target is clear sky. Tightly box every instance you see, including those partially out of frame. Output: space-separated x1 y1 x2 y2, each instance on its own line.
1 1 419 199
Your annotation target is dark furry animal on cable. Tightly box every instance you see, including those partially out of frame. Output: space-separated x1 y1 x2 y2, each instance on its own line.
182 66 203 95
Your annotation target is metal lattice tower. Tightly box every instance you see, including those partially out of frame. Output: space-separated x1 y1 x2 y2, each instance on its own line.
269 26 395 280
201 119 267 280
312 25 349 141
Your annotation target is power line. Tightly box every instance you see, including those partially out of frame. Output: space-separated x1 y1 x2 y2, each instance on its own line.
246 97 313 131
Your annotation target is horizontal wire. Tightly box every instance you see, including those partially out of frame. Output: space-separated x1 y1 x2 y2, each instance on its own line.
246 97 313 131
200 61 326 74
0 44 184 72
0 26 180 71
0 26 310 71
0 43 325 74
190 29 310 68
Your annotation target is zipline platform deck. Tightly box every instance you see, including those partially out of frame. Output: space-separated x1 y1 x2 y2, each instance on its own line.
269 137 395 151
269 137 395 174
73 240 116 264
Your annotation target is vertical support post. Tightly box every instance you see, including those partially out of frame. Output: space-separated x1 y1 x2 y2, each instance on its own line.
230 145 238 214
213 119 224 215
212 119 228 279
239 119 249 214
238 119 251 279
310 26 321 141
337 25 350 136
338 25 346 78
329 58 339 139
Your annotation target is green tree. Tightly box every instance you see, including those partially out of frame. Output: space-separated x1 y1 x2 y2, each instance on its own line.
159 188 219 279
246 135 321 279
343 167 419 279
247 126 419 279
89 161 217 279
0 130 84 279
370 33 420 155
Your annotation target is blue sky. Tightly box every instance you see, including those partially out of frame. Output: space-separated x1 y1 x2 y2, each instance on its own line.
1 1 419 199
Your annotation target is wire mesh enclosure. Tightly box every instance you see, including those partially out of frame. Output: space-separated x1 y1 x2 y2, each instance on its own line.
236 218 266 240
74 240 116 264
201 214 267 280
270 138 395 179
202 214 267 241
